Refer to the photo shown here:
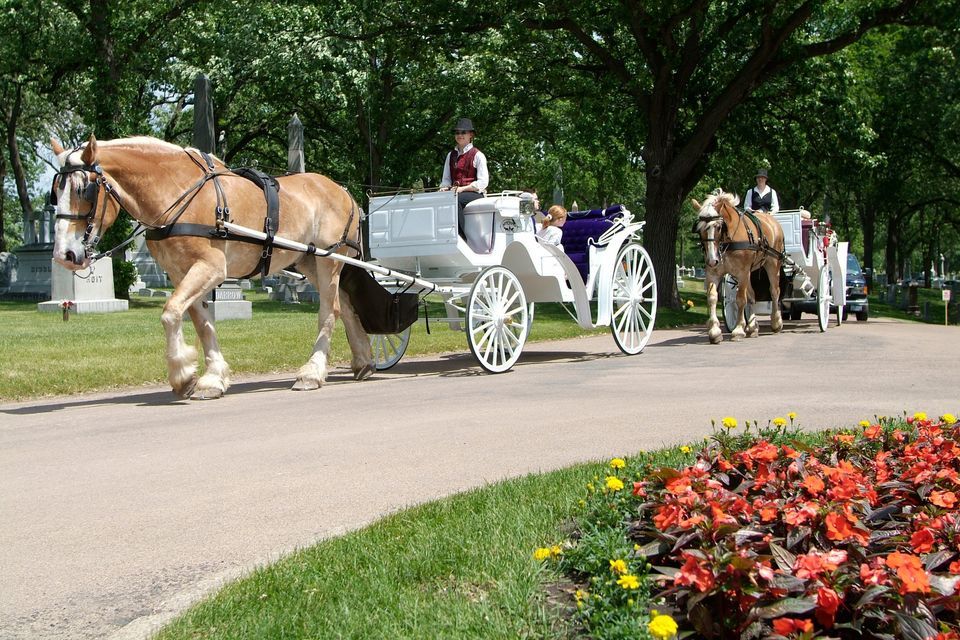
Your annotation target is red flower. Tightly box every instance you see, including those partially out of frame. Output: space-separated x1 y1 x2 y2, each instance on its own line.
824 510 869 544
653 504 685 530
930 490 958 509
815 586 841 628
886 552 931 595
949 560 960 574
910 528 937 553
802 474 825 496
772 617 813 634
632 481 646 497
863 424 882 439
860 559 890 586
674 552 716 592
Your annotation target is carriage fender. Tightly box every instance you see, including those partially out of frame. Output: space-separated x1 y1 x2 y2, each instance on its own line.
593 226 645 327
829 242 848 307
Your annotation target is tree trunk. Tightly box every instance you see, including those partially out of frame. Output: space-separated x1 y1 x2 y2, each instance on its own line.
5 86 32 226
0 148 6 253
644 171 683 310
859 202 875 288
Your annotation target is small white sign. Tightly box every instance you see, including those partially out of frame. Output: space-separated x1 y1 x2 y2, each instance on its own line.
944 289 952 302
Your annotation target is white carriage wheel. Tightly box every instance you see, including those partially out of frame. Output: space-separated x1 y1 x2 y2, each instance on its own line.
610 243 657 354
466 266 529 373
721 275 752 334
817 266 832 332
370 327 411 371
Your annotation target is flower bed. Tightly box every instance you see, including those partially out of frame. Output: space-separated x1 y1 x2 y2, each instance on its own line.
537 412 960 639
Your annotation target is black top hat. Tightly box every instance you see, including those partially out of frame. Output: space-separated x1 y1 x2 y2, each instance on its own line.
453 117 475 132
756 168 768 178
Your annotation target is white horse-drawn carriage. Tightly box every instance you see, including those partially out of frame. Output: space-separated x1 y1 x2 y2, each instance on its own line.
362 190 658 372
720 208 848 333
51 137 657 399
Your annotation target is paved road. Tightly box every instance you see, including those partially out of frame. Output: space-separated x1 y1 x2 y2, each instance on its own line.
1 317 956 639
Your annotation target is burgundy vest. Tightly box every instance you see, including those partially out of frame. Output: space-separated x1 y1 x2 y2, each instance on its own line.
449 146 479 186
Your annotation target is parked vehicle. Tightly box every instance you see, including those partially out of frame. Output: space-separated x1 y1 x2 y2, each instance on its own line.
789 252 868 321
843 253 869 321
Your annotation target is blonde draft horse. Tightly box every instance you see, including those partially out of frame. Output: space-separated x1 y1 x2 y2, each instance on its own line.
51 135 373 399
692 191 785 344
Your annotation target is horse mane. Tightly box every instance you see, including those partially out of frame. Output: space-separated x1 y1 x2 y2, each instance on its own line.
702 190 740 215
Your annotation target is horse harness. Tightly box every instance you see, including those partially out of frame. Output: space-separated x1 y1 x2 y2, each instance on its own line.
51 148 362 277
697 203 784 267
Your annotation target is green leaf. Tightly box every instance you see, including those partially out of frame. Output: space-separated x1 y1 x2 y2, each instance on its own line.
892 612 938 640
753 596 816 619
768 542 796 572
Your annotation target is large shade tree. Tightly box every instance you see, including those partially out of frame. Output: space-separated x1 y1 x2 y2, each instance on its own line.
519 0 935 307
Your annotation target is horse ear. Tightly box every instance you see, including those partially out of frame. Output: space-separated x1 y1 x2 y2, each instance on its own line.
691 198 702 211
81 134 98 166
51 138 65 157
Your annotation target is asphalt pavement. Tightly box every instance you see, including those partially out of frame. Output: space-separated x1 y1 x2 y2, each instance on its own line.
1 316 957 639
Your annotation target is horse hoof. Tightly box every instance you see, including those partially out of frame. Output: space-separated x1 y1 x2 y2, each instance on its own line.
292 378 321 391
354 364 374 381
709 335 723 344
192 385 225 400
173 376 198 399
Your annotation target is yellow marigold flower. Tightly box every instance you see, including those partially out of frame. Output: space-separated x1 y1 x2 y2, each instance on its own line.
574 589 587 602
680 445 691 454
550 545 563 558
648 612 679 639
617 574 640 590
914 411 928 421
787 411 797 420
610 457 626 470
609 558 628 575
586 483 595 493
721 416 737 429
606 476 624 491
686 299 694 308
944 413 957 425
859 420 871 428
773 417 787 427
533 547 552 561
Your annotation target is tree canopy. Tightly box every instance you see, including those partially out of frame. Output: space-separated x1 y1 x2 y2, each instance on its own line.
2 0 957 297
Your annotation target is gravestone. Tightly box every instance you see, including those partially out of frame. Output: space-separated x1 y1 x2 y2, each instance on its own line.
129 235 169 289
204 281 252 320
2 206 55 301
37 257 129 313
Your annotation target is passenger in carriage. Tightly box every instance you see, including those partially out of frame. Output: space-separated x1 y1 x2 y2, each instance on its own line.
438 117 489 237
537 204 567 250
743 168 780 214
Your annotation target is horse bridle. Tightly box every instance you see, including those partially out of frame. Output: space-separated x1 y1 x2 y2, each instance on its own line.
50 160 123 255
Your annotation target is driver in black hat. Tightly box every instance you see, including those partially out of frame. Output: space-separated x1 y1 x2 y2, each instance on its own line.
743 168 780 213
439 117 489 236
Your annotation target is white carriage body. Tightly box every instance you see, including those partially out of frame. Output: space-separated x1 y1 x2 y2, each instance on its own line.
366 191 651 330
773 209 847 309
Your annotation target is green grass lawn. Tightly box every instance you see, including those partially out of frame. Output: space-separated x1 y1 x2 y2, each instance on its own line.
0 288 709 402
154 463 600 640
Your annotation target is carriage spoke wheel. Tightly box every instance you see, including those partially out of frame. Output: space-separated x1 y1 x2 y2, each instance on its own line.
817 266 832 332
466 266 529 373
721 275 751 334
370 327 411 371
610 243 657 354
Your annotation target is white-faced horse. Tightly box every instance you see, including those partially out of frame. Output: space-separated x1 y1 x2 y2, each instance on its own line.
51 135 373 399
692 191 785 344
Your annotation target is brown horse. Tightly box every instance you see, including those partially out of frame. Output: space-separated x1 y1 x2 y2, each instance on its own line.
692 191 785 344
51 135 373 399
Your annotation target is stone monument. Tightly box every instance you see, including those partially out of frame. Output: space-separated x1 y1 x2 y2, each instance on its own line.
37 257 129 313
2 206 55 301
194 72 252 320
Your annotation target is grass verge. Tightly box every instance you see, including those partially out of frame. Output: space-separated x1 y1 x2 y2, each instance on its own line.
0 289 708 402
154 463 601 640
